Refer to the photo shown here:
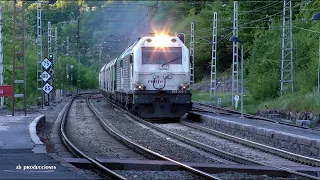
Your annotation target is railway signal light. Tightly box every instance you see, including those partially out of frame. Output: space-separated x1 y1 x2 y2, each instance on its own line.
49 54 53 61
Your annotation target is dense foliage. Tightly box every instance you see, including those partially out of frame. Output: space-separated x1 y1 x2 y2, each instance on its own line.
151 1 320 101
2 1 99 108
3 0 320 108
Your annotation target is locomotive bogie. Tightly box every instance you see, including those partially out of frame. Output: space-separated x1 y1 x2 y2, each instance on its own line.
133 90 191 119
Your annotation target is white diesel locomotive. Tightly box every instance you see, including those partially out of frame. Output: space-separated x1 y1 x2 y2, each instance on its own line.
99 33 192 120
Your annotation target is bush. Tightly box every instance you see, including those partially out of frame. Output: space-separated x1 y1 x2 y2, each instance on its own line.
247 70 279 101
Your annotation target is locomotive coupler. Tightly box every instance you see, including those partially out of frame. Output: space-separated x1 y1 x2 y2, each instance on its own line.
170 102 177 113
148 104 154 113
160 98 164 109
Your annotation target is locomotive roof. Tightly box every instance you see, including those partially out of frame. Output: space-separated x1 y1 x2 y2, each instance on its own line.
101 34 186 69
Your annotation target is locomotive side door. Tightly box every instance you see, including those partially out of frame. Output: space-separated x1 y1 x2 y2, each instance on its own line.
120 60 124 90
130 54 133 90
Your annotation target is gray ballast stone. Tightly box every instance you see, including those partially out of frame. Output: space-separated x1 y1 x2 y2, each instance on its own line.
197 113 320 157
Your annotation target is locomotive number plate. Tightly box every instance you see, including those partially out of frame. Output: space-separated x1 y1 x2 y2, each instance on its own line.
172 90 187 94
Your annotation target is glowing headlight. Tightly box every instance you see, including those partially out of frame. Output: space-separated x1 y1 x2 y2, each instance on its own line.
154 35 169 47
182 84 189 90
135 84 146 90
178 84 189 90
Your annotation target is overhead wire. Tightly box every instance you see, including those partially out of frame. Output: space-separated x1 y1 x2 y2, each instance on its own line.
293 26 320 34
238 1 281 16
239 10 283 27
238 1 304 27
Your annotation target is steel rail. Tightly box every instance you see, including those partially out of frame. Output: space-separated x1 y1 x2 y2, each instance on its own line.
60 96 127 180
104 100 319 180
93 97 220 180
181 121 320 167
192 102 320 131
147 120 320 179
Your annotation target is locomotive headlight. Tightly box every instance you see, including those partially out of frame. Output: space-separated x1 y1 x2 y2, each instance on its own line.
183 84 189 90
135 84 146 90
154 35 169 47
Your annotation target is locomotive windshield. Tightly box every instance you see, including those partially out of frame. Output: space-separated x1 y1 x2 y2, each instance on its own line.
142 47 182 64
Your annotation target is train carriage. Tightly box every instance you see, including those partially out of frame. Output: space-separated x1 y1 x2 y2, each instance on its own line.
100 33 192 120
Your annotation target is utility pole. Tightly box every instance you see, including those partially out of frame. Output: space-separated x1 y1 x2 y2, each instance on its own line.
77 16 80 95
36 0 43 109
190 22 194 90
66 37 69 95
54 27 58 101
280 0 294 94
99 45 103 69
45 21 52 105
210 12 218 98
0 1 3 107
12 0 27 116
48 22 52 57
232 1 239 106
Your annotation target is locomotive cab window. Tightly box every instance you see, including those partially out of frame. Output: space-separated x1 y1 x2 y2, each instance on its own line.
142 47 182 64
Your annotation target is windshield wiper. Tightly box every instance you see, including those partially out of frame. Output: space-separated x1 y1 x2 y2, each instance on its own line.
161 57 181 67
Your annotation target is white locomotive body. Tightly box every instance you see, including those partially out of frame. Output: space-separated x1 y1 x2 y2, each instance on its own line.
99 33 192 120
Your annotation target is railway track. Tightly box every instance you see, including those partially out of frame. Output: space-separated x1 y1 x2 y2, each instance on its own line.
192 102 319 131
158 122 316 167
88 96 220 180
180 120 320 167
60 95 126 180
103 97 320 180
60 94 220 180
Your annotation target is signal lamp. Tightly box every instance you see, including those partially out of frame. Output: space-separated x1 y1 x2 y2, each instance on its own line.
171 38 176 43
147 38 152 43
49 54 53 61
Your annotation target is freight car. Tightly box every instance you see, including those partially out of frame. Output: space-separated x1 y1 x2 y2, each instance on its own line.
99 33 192 121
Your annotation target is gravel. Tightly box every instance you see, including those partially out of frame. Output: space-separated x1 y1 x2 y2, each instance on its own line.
192 101 320 159
115 170 203 180
92 98 298 180
184 116 320 160
115 170 297 180
65 97 146 160
37 95 103 179
37 99 70 153
213 172 297 180
37 94 299 180
157 123 308 167
91 99 229 164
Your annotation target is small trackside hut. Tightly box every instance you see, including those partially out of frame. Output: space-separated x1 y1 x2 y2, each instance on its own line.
100 33 192 121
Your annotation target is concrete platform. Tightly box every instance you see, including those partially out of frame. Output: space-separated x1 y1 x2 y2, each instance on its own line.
0 115 86 179
190 111 320 156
